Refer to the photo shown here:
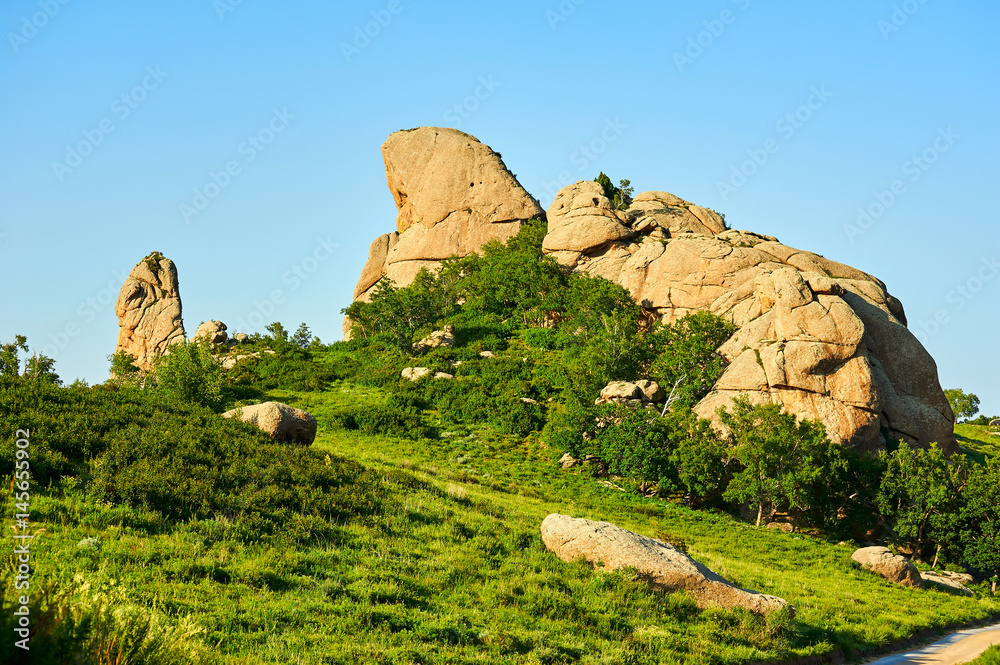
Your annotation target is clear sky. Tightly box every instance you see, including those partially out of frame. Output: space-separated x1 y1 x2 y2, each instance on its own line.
1 0 997 414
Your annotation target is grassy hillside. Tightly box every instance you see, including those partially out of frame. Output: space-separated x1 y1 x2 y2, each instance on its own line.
2 375 999 664
3 222 998 663
955 423 1000 463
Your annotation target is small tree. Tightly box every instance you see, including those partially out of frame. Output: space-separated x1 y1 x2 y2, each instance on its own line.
961 457 1000 593
1 336 60 385
153 340 224 411
944 388 980 423
292 323 313 349
108 350 141 385
594 172 633 210
719 397 830 527
0 335 28 382
342 271 447 352
648 312 736 408
266 322 289 343
877 442 968 564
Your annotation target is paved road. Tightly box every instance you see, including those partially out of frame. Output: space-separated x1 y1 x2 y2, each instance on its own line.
866 623 1000 665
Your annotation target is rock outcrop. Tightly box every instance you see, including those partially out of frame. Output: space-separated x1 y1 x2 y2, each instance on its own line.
594 380 664 408
543 185 955 454
341 129 956 454
920 571 974 596
851 546 924 589
192 320 228 345
414 325 456 353
541 514 791 614
114 252 186 372
221 402 317 445
345 127 544 338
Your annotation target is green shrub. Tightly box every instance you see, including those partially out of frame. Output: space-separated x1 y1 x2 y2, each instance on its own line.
648 311 736 408
720 397 832 527
0 575 214 664
330 403 435 440
877 442 967 562
152 340 224 411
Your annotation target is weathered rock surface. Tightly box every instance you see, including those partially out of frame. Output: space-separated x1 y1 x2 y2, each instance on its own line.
344 128 544 339
851 546 924 588
192 320 228 344
222 402 317 445
594 380 664 408
635 380 666 403
114 252 186 372
414 326 455 353
544 185 955 454
401 367 431 381
543 181 634 255
352 127 543 304
920 571 974 596
343 130 956 454
541 514 791 614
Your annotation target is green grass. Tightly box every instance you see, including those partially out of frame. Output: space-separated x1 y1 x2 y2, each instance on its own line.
955 424 1000 463
6 381 999 664
969 644 1000 665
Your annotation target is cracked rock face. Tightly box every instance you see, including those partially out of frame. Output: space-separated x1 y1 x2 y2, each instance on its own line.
540 514 791 615
344 127 544 338
353 127 543 303
114 252 185 372
545 183 955 454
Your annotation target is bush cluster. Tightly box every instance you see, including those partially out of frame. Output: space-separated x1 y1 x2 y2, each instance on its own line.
0 379 392 542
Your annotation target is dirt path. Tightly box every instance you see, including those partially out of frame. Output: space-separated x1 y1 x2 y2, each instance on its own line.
866 623 1000 665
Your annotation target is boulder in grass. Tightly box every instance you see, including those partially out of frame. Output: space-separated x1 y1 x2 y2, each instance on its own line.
222 402 317 446
401 367 431 381
920 571 974 596
540 514 792 615
851 546 924 589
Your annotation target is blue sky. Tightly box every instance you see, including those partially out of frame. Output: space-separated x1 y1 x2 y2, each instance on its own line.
1 0 997 415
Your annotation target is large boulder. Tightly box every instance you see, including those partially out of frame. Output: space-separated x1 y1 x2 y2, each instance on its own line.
192 320 227 345
222 402 317 445
544 184 955 454
114 252 185 372
542 181 634 255
920 571 974 596
344 128 544 338
851 546 924 589
540 514 791 614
